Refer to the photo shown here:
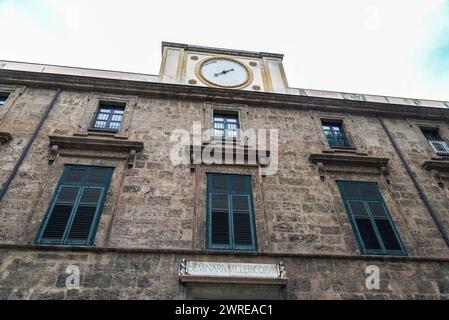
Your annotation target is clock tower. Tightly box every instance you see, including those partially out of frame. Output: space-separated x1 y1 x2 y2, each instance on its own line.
158 42 289 93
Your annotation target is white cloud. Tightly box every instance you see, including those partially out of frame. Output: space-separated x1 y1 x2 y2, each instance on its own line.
0 0 448 101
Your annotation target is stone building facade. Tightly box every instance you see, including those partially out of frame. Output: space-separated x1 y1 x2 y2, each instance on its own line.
0 42 449 299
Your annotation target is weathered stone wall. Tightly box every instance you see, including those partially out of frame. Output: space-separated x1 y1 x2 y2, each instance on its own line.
1 84 449 299
0 87 60 242
382 117 449 244
0 247 448 300
1 87 449 256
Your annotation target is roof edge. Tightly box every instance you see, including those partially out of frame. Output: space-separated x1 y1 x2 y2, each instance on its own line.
161 41 284 60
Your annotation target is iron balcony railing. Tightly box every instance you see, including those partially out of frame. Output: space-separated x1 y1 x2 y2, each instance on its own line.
429 139 449 155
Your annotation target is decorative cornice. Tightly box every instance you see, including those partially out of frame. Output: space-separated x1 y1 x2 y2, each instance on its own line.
422 160 449 187
309 153 389 167
0 132 12 144
48 135 144 167
187 144 271 171
1 69 449 120
162 41 284 59
49 135 143 152
309 153 390 180
422 160 449 172
0 243 448 263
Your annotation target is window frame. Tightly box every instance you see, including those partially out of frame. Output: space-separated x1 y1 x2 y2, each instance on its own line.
321 120 353 149
0 85 23 124
90 102 126 133
213 111 240 141
76 93 137 139
206 173 258 251
0 94 9 107
203 102 250 147
310 112 367 154
337 180 407 256
420 127 449 156
35 164 114 246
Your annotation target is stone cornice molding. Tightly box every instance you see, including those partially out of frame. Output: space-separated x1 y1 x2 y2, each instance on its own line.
162 41 285 59
422 159 449 187
309 153 390 180
48 135 144 168
1 69 449 120
422 159 449 172
187 144 271 171
0 243 448 263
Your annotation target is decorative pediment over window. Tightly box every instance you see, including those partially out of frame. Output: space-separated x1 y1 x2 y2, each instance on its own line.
309 153 390 180
48 135 144 168
422 160 449 171
186 143 271 171
422 159 449 187
0 132 12 144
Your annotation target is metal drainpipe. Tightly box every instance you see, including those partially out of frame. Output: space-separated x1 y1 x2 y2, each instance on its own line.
0 88 61 203
377 114 449 247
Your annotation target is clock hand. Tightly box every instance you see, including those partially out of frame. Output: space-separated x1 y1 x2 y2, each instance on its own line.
222 68 234 74
214 68 235 77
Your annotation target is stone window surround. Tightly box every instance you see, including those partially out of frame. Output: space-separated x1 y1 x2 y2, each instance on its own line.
75 92 138 139
192 165 269 253
202 102 251 147
0 85 25 145
408 118 449 159
310 111 368 156
0 84 25 125
23 156 127 247
325 172 415 256
206 173 258 251
35 164 114 246
408 119 449 187
337 180 407 256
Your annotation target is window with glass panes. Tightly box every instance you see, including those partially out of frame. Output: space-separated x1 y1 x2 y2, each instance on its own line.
421 129 449 155
322 121 351 148
207 174 257 251
213 112 239 139
92 104 125 131
0 95 8 107
36 165 113 246
337 181 406 256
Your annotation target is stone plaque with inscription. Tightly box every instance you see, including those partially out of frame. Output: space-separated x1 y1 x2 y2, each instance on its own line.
179 259 287 285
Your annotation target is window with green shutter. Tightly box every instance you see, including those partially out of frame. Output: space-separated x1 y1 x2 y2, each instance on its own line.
36 165 114 246
207 174 257 251
337 181 406 256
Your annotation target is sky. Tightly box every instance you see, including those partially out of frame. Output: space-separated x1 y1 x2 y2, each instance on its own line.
0 0 448 101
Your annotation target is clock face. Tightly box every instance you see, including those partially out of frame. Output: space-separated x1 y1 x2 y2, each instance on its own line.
198 58 251 88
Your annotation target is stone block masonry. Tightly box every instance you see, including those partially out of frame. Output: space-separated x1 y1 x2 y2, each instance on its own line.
1 57 449 299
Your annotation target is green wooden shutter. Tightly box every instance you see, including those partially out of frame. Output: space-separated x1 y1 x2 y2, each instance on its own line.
207 174 257 251
338 181 406 256
37 165 113 246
